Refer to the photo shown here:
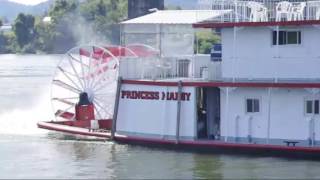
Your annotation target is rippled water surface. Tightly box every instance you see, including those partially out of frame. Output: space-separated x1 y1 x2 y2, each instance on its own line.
1 54 320 179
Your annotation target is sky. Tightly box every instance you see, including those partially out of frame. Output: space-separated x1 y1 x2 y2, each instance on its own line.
8 0 48 5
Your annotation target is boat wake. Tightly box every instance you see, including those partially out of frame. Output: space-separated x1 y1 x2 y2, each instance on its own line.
0 92 54 136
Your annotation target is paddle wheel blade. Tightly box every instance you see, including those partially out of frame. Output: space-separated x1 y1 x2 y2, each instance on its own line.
55 110 75 120
52 98 76 106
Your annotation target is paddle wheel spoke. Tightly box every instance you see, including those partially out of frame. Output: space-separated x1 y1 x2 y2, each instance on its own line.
67 54 85 90
79 54 87 89
57 65 86 81
93 105 103 120
93 99 112 118
52 80 81 94
93 81 115 93
91 67 112 91
57 66 82 91
94 94 114 99
52 97 79 100
86 48 94 90
69 54 90 69
88 50 107 89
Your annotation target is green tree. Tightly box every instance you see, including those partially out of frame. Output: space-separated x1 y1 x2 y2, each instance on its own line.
49 0 78 20
0 32 14 53
196 30 220 54
8 0 128 54
47 0 79 53
0 18 2 27
13 13 36 48
34 17 55 53
79 0 127 44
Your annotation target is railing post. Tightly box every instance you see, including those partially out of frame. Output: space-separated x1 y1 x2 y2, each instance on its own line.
176 80 183 144
111 76 122 140
306 0 309 20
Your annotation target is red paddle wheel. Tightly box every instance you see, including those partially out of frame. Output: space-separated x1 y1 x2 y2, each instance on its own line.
40 44 159 134
51 45 119 130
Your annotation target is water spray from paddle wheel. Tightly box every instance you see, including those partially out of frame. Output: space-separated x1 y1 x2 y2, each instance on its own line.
51 45 119 122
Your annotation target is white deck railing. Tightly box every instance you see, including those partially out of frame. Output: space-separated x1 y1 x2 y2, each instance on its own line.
119 56 320 83
198 0 320 22
119 57 194 80
119 55 222 81
120 55 320 82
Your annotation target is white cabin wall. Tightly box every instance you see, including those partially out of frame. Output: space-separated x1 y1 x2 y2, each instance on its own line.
220 88 268 140
117 84 196 139
269 89 309 140
220 88 317 143
221 26 320 79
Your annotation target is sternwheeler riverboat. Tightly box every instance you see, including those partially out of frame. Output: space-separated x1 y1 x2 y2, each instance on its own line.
38 0 320 158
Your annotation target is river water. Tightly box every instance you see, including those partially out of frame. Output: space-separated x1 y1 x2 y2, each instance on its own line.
1 54 320 179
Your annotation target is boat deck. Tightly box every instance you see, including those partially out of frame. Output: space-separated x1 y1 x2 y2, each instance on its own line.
37 121 111 139
38 121 320 159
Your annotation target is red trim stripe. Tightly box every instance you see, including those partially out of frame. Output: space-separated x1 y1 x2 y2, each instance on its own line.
122 79 320 88
115 135 320 153
38 121 320 156
193 20 320 28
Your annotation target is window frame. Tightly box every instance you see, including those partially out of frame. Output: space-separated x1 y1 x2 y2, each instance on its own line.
272 30 302 46
245 97 261 115
304 98 320 116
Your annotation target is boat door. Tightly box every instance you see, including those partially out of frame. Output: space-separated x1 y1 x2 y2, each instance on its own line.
196 87 220 140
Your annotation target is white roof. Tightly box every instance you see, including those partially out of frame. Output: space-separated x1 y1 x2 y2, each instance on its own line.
121 10 231 25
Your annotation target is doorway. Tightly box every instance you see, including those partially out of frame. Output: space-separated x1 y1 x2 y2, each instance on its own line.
197 87 221 140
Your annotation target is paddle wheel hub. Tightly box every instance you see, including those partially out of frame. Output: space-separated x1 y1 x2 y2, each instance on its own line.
75 92 95 121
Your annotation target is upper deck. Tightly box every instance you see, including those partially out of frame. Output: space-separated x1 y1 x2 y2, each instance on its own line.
195 0 320 27
119 7 320 84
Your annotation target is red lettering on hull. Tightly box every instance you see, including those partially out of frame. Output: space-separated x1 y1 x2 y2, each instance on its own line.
121 90 191 101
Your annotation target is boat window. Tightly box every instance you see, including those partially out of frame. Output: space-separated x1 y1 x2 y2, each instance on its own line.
246 98 260 113
306 100 313 114
305 100 320 115
315 100 319 114
272 30 301 45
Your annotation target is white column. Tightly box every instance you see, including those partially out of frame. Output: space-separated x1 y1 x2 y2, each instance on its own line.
111 77 122 140
224 87 230 142
267 87 272 144
275 26 280 82
248 116 253 143
159 24 162 57
175 81 183 144
305 88 320 146
310 117 315 147
235 115 240 142
276 26 279 58
232 27 237 82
